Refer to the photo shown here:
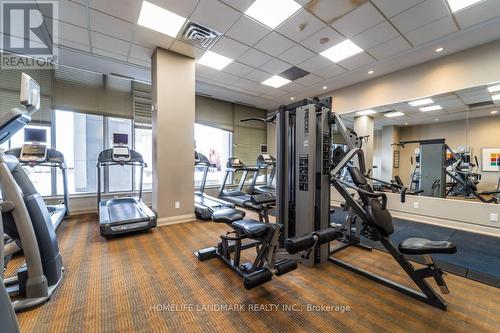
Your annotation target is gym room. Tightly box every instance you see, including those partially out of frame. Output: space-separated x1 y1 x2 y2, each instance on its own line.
1 0 499 332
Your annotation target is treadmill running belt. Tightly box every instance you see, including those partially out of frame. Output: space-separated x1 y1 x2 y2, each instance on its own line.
108 201 148 224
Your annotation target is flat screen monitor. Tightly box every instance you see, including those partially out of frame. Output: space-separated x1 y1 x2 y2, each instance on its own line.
113 133 129 145
24 128 47 143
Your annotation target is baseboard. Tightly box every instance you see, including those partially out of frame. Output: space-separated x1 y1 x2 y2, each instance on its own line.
157 214 197 227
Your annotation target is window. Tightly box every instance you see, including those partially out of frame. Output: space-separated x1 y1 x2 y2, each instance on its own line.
134 128 153 190
10 125 52 196
55 110 104 195
107 117 133 192
194 123 232 187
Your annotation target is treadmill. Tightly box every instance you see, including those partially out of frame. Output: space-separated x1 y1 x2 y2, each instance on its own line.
6 127 69 231
194 151 240 220
218 158 275 222
97 133 156 237
249 154 276 195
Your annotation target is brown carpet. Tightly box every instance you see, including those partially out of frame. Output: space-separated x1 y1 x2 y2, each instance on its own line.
10 214 500 333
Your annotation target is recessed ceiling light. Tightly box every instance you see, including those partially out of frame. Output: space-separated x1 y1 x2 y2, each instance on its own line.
493 94 500 101
488 84 500 93
290 97 295 100
322 86 327 90
137 1 186 38
368 70 374 74
356 109 376 116
197 51 233 70
435 119 439 121
245 0 301 29
262 75 291 88
408 98 434 107
420 105 443 112
447 0 484 13
320 39 363 63
404 123 408 126
385 111 404 118
435 47 444 53
491 110 498 114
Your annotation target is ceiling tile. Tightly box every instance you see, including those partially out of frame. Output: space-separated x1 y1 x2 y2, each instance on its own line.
454 0 500 29
306 0 365 25
219 0 254 12
264 88 288 98
211 36 249 59
405 16 458 46
47 0 87 28
223 61 254 77
280 81 304 92
129 44 153 62
390 0 449 34
148 0 199 18
300 26 344 53
89 10 134 41
368 36 411 59
351 21 401 50
295 74 323 86
278 44 315 65
133 26 175 50
212 71 240 85
297 55 333 73
57 39 90 52
88 0 142 22
93 48 128 61
261 58 292 74
331 2 385 37
225 16 272 46
311 63 346 79
254 32 295 57
276 9 325 42
372 0 425 18
246 69 272 83
128 57 151 68
58 21 89 45
91 32 130 55
190 0 241 33
232 78 259 89
337 52 375 71
238 48 273 67
247 84 273 95
169 40 205 59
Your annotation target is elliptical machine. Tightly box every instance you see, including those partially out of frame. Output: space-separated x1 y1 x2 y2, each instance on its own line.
1 73 63 312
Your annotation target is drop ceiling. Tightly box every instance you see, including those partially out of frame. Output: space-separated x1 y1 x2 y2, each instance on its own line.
11 0 500 110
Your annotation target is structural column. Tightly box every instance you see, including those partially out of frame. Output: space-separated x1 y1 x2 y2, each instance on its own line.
151 48 195 224
353 115 374 175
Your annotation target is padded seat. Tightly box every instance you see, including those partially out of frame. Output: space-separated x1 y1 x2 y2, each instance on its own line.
399 238 457 255
211 208 245 223
231 219 272 238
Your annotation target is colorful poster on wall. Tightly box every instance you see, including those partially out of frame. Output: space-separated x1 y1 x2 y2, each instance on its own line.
481 148 500 172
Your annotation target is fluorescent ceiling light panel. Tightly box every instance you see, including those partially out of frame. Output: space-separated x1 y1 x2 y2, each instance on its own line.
245 0 301 29
420 105 443 112
493 94 500 101
385 112 404 118
262 75 291 88
197 51 233 70
408 98 434 107
488 84 500 93
447 0 484 12
356 109 376 116
320 39 363 63
138 1 186 38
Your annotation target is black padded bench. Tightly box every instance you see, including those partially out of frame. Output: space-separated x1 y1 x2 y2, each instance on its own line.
231 219 273 238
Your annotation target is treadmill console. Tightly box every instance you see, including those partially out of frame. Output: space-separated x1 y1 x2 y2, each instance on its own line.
112 146 131 162
20 143 47 162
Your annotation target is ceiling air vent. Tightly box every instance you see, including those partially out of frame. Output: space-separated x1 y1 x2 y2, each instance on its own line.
182 22 221 49
467 101 494 108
